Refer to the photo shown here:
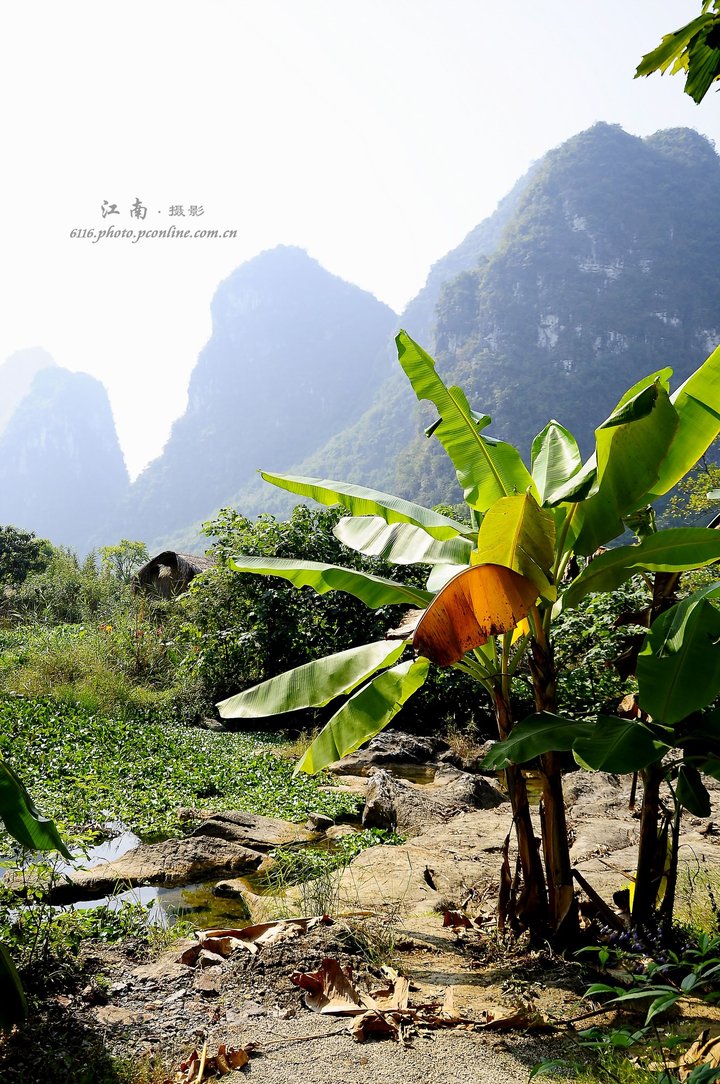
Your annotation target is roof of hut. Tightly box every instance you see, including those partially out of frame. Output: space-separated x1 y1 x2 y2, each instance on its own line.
133 550 215 593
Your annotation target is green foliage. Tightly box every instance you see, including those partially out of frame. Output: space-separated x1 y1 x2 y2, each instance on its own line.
636 581 720 724
637 2 720 104
563 529 720 608
0 525 52 588
552 578 647 717
182 504 425 705
7 548 119 626
0 694 359 842
0 611 196 719
264 828 404 887
98 539 149 583
666 449 720 525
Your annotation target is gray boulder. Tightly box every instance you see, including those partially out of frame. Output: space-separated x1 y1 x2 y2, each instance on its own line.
362 767 507 835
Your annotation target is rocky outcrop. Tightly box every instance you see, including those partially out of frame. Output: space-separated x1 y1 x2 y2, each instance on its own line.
42 811 319 905
328 731 450 776
47 835 266 904
361 766 506 835
190 811 316 851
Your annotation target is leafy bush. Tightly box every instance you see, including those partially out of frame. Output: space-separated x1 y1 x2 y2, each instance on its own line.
0 526 52 588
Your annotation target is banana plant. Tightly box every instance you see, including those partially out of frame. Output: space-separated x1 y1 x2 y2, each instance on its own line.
219 331 720 941
0 757 69 1029
486 577 720 926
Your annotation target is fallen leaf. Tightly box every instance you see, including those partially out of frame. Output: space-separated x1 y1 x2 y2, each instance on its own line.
180 917 326 964
442 986 456 1019
676 1029 720 1081
369 975 410 1010
172 1042 255 1082
291 957 376 1015
351 1009 402 1043
442 909 472 930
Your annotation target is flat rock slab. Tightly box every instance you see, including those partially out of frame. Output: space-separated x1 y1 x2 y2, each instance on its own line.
191 810 317 850
340 807 511 920
47 836 267 904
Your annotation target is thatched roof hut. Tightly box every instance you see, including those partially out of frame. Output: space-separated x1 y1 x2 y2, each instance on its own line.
133 551 215 598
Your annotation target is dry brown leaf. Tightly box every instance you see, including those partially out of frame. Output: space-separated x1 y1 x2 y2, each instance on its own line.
677 1029 720 1081
172 1042 254 1082
291 957 377 1015
442 986 457 1019
369 975 410 1010
413 564 539 666
180 918 325 966
442 909 472 929
351 1009 402 1043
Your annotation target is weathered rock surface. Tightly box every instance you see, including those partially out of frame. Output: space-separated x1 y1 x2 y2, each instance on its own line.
340 808 511 916
328 730 449 775
190 810 316 851
35 811 318 905
47 835 268 904
361 766 506 834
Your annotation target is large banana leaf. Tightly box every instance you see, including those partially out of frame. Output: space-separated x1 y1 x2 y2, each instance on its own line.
636 582 720 725
572 380 679 556
645 343 720 500
563 528 720 609
481 712 589 769
481 712 667 774
217 639 406 719
413 563 539 666
531 421 583 506
295 657 430 773
474 493 556 599
0 760 70 857
396 331 536 513
228 556 433 608
260 471 472 540
426 563 470 592
636 12 720 103
544 456 598 507
0 944 26 1030
334 516 473 566
676 764 711 818
572 716 669 773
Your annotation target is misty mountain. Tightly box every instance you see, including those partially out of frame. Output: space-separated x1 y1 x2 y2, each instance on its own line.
0 348 57 436
5 124 720 553
218 170 541 525
283 124 720 511
110 246 398 545
0 367 128 550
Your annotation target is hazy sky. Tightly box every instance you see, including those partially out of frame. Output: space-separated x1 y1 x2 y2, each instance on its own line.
0 1 714 478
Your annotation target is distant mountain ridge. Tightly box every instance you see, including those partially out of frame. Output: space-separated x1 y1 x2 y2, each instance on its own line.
0 367 128 550
106 246 399 546
0 348 57 436
283 123 720 512
3 124 720 552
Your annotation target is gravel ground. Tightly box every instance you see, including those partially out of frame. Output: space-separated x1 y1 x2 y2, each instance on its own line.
0 920 578 1083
